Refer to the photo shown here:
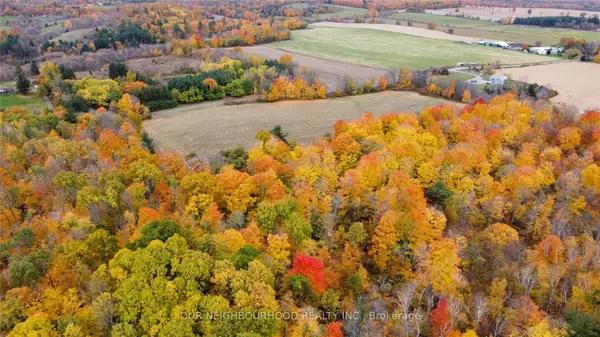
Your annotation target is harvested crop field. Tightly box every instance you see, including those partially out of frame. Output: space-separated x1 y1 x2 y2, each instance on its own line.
499 62 600 112
143 91 459 158
313 22 480 42
242 46 387 90
271 25 549 69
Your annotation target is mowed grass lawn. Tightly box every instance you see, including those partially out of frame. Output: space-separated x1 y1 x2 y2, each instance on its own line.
0 94 46 112
271 26 550 69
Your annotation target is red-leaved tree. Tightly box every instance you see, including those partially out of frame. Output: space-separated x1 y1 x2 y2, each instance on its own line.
325 321 343 337
429 298 452 337
289 254 328 294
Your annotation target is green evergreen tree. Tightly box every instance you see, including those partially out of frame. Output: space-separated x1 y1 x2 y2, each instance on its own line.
30 60 39 75
15 65 31 95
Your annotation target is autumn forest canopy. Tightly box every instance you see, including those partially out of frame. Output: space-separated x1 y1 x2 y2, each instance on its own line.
1 0 600 336
2 92 600 336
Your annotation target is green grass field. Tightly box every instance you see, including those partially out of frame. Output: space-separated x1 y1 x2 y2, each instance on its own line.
328 5 367 18
0 94 46 112
271 26 550 69
0 15 18 31
285 3 366 18
479 25 600 44
389 12 494 28
387 12 600 45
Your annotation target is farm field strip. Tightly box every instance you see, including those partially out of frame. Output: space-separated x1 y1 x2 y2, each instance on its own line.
312 22 481 42
327 4 368 18
438 7 599 20
271 26 550 69
143 91 458 158
385 12 600 45
389 12 496 28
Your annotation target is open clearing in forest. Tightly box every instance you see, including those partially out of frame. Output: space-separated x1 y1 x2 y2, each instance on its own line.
438 7 599 20
50 27 98 43
499 62 600 112
271 25 550 69
143 91 458 157
74 56 206 81
242 46 388 90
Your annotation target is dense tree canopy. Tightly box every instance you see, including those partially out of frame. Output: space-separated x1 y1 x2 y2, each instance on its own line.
1 92 599 336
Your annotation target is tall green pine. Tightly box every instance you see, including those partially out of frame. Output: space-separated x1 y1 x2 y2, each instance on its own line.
15 65 31 95
30 60 39 75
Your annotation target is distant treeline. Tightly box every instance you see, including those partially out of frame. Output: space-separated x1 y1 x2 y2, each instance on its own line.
513 15 600 30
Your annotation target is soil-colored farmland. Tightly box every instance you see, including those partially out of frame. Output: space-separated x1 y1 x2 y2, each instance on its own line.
499 62 600 112
242 46 388 90
271 25 550 69
143 91 459 157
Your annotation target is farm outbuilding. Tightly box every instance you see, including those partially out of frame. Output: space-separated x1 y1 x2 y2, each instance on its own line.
479 41 509 49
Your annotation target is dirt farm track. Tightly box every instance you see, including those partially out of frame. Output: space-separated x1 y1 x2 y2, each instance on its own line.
143 91 459 158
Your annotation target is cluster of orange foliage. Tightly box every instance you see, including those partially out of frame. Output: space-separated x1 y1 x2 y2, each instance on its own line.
1 77 600 336
264 77 327 101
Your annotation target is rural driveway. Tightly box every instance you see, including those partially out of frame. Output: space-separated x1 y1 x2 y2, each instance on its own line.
449 68 489 84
